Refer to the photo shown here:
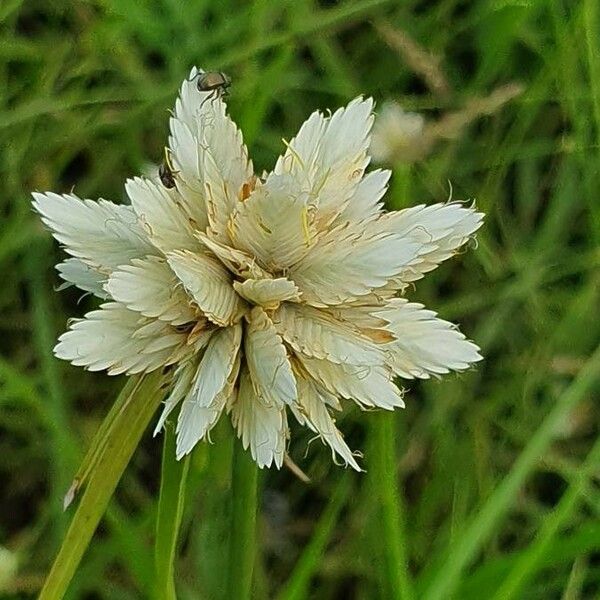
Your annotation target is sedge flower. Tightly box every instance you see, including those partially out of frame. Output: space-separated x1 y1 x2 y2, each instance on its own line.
33 68 483 470
370 101 427 163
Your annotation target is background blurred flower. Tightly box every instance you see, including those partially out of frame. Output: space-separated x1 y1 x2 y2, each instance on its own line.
371 83 523 165
370 102 427 163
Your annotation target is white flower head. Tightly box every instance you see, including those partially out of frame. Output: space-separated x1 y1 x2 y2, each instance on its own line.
370 101 427 164
33 67 483 471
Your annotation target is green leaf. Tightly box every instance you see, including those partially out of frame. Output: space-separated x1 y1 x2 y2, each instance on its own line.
63 375 141 509
154 420 190 600
38 371 166 600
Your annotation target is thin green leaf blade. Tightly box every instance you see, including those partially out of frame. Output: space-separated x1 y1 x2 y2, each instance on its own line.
39 371 165 600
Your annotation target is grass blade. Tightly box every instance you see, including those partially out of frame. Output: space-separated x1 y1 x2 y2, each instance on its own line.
38 370 165 600
63 375 144 509
423 344 600 600
277 474 351 600
492 436 600 599
370 412 415 600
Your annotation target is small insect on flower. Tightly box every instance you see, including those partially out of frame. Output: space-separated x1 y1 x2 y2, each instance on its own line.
158 147 177 189
195 70 231 98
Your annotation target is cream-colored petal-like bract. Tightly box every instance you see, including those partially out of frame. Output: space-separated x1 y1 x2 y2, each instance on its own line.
377 202 483 285
289 221 423 306
231 177 316 270
54 302 188 375
176 325 242 457
174 69 252 192
245 307 297 407
272 97 374 226
170 69 252 242
153 359 198 436
375 299 482 379
335 168 391 224
233 278 300 310
274 303 383 366
164 118 210 232
298 354 404 410
126 177 199 254
231 368 288 468
105 256 198 326
295 376 360 470
56 258 109 299
32 192 155 270
196 231 269 280
167 249 246 326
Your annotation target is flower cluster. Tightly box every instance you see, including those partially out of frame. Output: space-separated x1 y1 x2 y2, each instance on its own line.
33 68 482 470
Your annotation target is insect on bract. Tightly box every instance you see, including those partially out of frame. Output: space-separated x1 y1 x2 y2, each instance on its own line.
158 147 176 189
195 70 231 97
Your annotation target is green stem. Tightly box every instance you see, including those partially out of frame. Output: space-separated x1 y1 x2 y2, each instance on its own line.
154 422 190 600
39 371 165 600
370 412 415 600
227 440 259 600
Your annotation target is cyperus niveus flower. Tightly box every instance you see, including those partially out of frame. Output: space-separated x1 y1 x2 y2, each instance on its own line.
33 68 482 471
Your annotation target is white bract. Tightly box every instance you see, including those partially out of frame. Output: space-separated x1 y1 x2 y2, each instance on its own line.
33 68 483 470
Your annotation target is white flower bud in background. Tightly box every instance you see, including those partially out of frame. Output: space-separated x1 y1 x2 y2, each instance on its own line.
370 102 428 164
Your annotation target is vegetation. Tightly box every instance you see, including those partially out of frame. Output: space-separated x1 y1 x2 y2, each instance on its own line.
1 1 599 598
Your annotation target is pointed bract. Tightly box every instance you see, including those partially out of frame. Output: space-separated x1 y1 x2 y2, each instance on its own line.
176 325 242 457
106 256 198 325
274 303 384 366
32 192 154 270
375 299 483 378
56 258 109 299
126 177 199 253
231 368 288 468
233 277 300 309
245 307 297 407
376 202 483 286
296 376 361 470
231 178 316 270
289 220 423 306
167 250 247 326
54 303 189 375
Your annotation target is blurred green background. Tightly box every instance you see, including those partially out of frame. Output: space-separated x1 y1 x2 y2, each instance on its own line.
1 0 600 598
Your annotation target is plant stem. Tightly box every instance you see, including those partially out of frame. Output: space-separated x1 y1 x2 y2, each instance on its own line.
370 412 415 600
227 440 259 600
154 422 190 600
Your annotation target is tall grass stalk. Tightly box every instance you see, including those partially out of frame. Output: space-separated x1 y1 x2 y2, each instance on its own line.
227 439 259 600
370 412 415 600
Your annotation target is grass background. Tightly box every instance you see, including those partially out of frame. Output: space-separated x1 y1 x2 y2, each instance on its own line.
1 0 600 598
